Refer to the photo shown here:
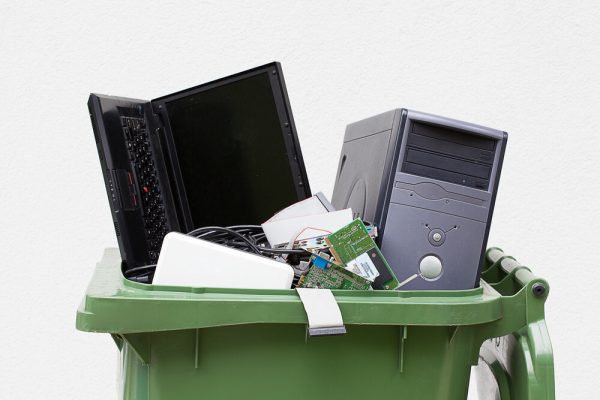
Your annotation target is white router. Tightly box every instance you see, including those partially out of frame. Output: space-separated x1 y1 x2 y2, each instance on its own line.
153 232 294 290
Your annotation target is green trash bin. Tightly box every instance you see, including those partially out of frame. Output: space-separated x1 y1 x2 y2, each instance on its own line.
76 247 554 400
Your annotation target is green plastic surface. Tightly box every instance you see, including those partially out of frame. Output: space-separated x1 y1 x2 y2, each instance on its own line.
474 249 555 400
77 248 554 400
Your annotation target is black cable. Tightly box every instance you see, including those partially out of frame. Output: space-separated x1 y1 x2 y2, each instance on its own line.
125 225 311 282
188 226 263 255
257 246 306 255
187 225 307 256
123 264 156 278
227 224 263 230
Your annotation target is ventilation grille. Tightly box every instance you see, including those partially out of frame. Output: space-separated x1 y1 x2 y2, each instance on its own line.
113 220 121 237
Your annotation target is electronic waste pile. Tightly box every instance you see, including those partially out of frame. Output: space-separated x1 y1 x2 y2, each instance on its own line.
151 192 401 292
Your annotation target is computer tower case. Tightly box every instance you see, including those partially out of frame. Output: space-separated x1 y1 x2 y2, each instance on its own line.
332 109 507 290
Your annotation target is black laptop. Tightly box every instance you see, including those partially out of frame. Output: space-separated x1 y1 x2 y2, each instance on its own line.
88 62 311 272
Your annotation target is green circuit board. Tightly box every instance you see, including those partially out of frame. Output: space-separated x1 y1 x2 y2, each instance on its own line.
297 254 371 290
326 219 400 290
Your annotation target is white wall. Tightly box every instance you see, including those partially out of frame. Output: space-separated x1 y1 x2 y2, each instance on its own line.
1 1 598 398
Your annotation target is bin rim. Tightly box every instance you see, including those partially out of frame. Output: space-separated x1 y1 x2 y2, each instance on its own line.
76 248 547 335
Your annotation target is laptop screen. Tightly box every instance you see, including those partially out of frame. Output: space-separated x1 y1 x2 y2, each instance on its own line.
165 71 306 229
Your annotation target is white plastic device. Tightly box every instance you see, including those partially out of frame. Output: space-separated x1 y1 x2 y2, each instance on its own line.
152 232 294 289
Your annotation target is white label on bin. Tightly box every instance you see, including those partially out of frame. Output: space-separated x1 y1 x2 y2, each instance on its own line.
296 288 344 329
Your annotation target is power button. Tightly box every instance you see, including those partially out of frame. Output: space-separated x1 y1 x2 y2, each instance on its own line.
419 255 443 280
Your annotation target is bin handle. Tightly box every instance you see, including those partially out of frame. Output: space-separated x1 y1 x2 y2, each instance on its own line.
475 247 550 348
485 248 547 297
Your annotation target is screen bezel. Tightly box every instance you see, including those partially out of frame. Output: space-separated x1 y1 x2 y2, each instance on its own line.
150 62 312 233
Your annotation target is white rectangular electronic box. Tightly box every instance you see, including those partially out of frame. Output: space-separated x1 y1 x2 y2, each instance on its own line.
153 232 294 289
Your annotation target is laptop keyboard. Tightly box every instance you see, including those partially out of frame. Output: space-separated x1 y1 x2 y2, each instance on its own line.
121 116 169 262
